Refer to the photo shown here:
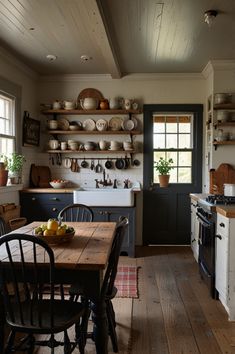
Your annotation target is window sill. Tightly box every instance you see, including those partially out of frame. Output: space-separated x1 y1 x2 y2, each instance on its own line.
0 184 23 193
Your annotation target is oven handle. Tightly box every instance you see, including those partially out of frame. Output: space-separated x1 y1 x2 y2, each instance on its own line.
196 212 211 228
200 262 212 278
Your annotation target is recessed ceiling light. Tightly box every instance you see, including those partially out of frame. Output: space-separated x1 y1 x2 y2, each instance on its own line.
80 55 92 62
46 54 57 62
204 10 218 27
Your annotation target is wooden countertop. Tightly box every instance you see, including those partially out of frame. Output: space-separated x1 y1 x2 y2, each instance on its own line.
189 193 209 201
216 206 235 218
21 188 141 194
21 188 74 193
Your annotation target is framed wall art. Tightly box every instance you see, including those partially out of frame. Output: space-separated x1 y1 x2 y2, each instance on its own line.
22 111 40 147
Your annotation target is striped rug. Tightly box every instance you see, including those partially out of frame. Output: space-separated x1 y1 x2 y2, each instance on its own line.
115 265 139 298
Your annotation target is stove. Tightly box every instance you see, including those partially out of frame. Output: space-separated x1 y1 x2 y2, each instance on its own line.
206 194 235 205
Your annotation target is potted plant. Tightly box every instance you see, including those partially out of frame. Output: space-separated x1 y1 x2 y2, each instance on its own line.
1 153 26 184
154 157 174 187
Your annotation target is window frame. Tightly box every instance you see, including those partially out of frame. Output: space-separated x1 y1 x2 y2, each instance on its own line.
0 76 22 156
153 113 194 184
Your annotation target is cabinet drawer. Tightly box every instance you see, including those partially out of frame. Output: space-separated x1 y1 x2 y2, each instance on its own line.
216 213 229 238
20 193 73 223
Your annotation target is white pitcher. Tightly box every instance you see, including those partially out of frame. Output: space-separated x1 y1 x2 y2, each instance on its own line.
80 97 98 110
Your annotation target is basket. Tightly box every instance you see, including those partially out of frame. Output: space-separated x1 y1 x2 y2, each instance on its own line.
36 231 75 245
9 217 27 231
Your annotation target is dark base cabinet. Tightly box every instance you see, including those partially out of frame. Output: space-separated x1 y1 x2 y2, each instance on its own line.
20 193 73 223
91 207 136 257
20 193 135 257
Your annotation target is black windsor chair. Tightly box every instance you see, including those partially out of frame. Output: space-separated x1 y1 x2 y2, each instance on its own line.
0 216 9 236
58 204 94 222
0 233 86 354
71 216 129 353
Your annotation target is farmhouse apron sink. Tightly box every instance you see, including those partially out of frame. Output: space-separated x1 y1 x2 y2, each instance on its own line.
73 188 134 207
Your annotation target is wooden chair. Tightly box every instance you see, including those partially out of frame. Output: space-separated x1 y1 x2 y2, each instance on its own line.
0 233 86 354
72 216 129 352
101 216 129 352
58 203 94 222
0 216 9 236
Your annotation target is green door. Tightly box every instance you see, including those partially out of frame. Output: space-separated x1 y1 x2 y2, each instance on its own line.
143 104 203 245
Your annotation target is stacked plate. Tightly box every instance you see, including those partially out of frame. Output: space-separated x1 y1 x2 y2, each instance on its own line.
83 119 96 131
109 117 123 131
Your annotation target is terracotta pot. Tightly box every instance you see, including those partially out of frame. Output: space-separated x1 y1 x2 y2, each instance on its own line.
0 169 8 186
159 174 170 187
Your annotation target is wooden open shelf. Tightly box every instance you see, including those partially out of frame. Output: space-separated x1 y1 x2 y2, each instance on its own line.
214 104 235 110
47 130 141 135
42 109 142 115
47 149 136 154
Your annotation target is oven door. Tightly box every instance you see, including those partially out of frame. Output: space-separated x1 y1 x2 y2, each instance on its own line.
196 209 217 298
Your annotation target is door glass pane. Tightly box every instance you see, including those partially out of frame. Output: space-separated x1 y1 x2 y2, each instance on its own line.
169 167 177 183
178 168 191 183
166 122 177 133
179 134 191 148
154 122 165 133
166 151 177 165
179 152 192 166
179 122 191 133
166 134 177 148
154 134 165 148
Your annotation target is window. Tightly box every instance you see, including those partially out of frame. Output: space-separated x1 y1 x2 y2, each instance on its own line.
153 114 193 183
0 92 16 156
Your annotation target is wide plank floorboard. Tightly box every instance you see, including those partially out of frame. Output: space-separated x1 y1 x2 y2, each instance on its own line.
5 246 235 353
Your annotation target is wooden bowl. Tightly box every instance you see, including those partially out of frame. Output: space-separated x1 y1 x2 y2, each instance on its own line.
37 231 75 245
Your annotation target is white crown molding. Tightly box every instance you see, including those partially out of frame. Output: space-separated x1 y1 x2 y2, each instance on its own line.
211 59 235 70
202 61 214 79
39 74 112 82
0 46 38 80
39 72 204 83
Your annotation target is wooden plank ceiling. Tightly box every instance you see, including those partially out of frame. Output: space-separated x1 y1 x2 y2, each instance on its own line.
0 0 234 77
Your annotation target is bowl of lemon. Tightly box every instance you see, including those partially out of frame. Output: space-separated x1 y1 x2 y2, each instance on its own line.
34 219 75 245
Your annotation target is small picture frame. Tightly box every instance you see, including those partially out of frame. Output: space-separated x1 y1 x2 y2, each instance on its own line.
22 111 40 147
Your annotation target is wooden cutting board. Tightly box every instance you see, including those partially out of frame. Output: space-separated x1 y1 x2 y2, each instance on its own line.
30 164 51 188
209 163 235 194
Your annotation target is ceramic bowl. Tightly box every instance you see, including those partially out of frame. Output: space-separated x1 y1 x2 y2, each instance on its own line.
84 141 96 151
50 180 69 189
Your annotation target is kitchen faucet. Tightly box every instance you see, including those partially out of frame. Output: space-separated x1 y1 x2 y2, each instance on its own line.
95 169 113 188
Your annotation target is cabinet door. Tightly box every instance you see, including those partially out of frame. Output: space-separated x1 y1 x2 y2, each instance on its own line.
20 193 73 223
190 200 199 261
215 224 228 302
92 207 135 257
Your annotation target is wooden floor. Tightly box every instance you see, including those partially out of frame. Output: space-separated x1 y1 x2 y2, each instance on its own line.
6 246 235 353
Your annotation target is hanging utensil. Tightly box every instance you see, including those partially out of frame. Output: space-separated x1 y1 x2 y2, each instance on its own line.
81 157 88 168
90 159 95 171
95 159 103 173
75 159 80 172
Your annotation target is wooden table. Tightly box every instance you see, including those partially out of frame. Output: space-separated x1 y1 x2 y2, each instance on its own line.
0 221 117 354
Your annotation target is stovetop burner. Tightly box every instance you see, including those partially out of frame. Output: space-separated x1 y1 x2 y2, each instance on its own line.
206 194 235 205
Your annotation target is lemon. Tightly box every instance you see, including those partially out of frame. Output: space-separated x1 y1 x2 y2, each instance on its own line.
43 229 55 236
47 219 59 231
56 226 66 236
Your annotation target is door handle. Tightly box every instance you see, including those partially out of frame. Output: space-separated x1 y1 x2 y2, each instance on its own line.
148 180 154 191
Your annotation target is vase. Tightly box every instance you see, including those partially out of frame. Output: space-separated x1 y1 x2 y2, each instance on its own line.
159 175 170 187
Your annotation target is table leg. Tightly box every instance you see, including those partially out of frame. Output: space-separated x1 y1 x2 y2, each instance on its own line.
92 298 108 354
